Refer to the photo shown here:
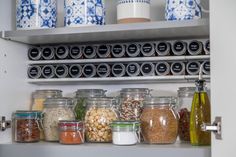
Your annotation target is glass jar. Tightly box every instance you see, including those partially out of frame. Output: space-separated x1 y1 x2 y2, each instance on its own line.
13 111 42 143
119 88 151 121
141 97 178 144
31 90 62 111
85 97 118 143
74 89 107 121
111 121 140 146
43 98 75 141
177 87 195 142
58 120 84 145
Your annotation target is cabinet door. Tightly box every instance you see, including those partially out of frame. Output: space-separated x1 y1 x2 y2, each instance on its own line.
211 0 236 156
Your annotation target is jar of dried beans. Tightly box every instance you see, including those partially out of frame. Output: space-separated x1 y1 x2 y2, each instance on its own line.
177 87 195 142
59 120 84 145
43 98 75 142
85 97 118 143
141 97 178 144
13 111 42 143
119 88 151 121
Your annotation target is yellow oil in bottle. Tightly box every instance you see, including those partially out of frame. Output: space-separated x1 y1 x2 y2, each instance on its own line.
190 81 211 146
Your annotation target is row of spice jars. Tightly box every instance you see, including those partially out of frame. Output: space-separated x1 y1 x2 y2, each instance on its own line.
28 40 210 61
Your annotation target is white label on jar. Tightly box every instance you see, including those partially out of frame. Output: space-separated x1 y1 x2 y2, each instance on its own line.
117 2 150 20
112 132 138 145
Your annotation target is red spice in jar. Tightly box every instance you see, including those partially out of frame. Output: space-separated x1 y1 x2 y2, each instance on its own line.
178 108 191 142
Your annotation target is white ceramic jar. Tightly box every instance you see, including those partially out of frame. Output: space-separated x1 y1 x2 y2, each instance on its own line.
64 0 105 27
16 0 57 30
117 0 151 24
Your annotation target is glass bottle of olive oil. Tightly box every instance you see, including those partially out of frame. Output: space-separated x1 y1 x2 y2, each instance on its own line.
190 78 211 146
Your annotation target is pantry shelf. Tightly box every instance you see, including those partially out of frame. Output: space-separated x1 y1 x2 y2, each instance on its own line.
28 55 210 65
0 142 210 157
1 19 209 45
27 75 210 85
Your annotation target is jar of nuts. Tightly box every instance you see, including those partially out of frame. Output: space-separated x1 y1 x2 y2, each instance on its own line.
85 97 118 143
13 110 42 143
141 97 178 144
119 88 151 121
74 89 107 121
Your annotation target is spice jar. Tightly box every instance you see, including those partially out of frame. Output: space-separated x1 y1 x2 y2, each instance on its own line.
171 61 185 75
204 40 210 55
172 41 187 56
13 111 42 143
126 43 140 57
74 89 107 121
126 63 141 77
69 45 82 59
141 43 155 57
85 97 118 143
112 63 126 77
28 65 41 79
97 63 111 78
141 97 178 144
59 120 84 145
31 89 62 111
186 61 201 75
55 64 69 78
117 0 151 24
69 64 83 78
187 40 203 56
156 41 171 56
41 47 55 60
41 65 55 78
43 98 75 141
28 47 41 60
83 45 96 59
202 60 210 75
155 61 170 76
111 44 125 58
55 45 69 59
97 45 111 58
82 64 96 78
177 87 195 142
119 88 151 121
140 62 155 76
111 121 140 146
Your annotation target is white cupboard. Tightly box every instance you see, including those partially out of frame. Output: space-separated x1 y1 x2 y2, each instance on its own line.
0 0 234 157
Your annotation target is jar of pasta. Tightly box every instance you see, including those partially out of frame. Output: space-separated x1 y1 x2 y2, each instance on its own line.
119 88 151 121
74 89 107 121
13 110 42 143
43 98 75 142
31 90 62 111
141 97 178 144
85 97 118 143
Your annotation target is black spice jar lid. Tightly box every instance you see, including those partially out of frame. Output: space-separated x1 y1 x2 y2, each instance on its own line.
140 62 155 76
28 65 41 79
155 62 170 76
156 41 171 56
69 64 82 78
141 42 155 57
112 63 126 77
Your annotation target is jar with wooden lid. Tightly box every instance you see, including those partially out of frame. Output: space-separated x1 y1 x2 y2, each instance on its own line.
117 0 151 24
85 97 118 143
141 97 178 144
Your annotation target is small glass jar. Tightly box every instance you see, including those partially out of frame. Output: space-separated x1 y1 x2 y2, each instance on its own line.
13 111 42 143
111 121 140 146
31 90 62 111
74 89 107 121
85 97 118 143
177 87 195 142
43 98 75 141
59 120 84 145
119 88 151 121
141 97 178 144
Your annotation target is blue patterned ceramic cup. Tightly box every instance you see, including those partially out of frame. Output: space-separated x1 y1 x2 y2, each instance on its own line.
16 0 57 30
165 0 202 21
64 0 105 27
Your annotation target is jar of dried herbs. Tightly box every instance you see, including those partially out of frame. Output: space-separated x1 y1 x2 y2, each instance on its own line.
141 97 178 144
74 89 107 121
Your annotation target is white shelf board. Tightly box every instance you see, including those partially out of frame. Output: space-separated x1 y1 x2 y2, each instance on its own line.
27 75 210 85
0 142 210 157
2 19 209 45
28 55 210 65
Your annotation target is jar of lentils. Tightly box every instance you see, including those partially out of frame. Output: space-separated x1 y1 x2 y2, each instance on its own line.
13 111 42 143
177 87 195 142
74 89 107 121
85 97 118 143
43 98 75 141
119 88 151 121
141 97 178 144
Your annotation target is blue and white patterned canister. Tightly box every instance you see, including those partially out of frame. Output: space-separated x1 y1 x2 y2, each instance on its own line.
165 0 202 21
16 0 57 30
64 0 105 27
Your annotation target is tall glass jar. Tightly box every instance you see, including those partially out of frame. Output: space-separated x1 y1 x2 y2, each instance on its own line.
43 98 75 142
13 111 42 143
177 87 195 142
74 89 107 121
31 90 62 111
141 97 178 144
119 88 151 121
85 97 118 143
